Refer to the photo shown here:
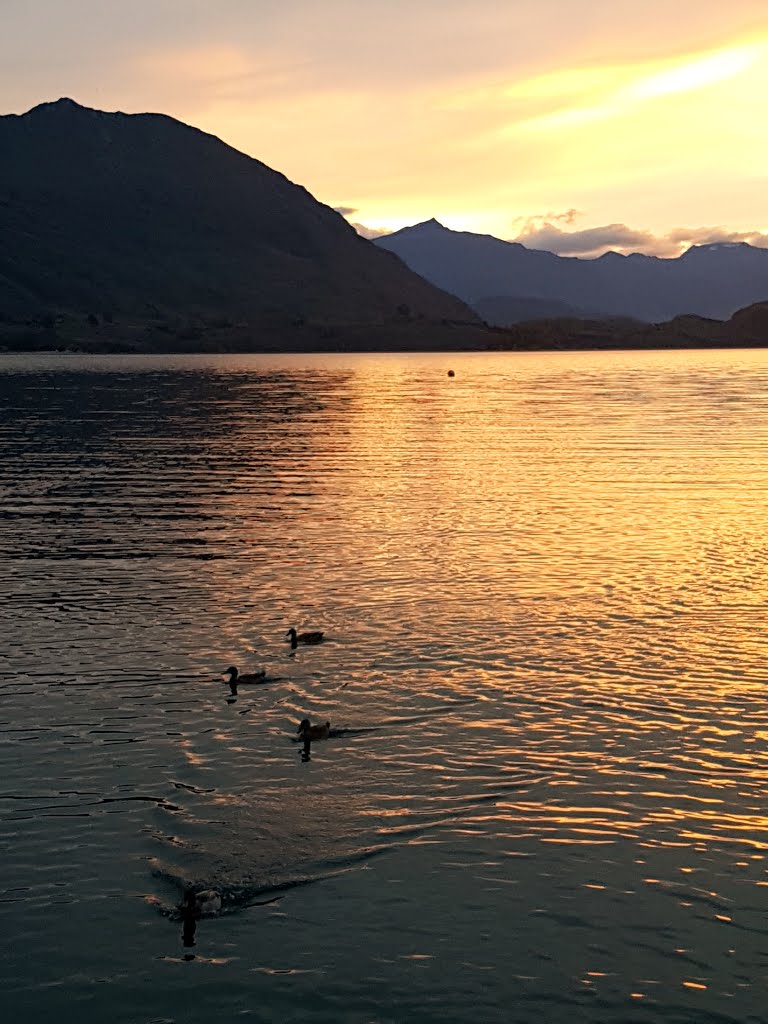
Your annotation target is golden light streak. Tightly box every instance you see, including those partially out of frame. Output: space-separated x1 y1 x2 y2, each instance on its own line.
629 44 762 99
509 40 767 133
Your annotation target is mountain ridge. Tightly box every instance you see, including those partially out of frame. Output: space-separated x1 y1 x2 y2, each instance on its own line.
374 219 768 323
0 98 481 348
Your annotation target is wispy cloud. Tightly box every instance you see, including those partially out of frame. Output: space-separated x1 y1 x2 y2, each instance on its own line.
511 209 582 232
662 225 768 254
511 215 658 255
333 206 389 237
353 224 391 239
510 216 768 257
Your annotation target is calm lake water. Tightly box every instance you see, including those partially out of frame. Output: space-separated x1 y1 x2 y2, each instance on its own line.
2 349 768 1024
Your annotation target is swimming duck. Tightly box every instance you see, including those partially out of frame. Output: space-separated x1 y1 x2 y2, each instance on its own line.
224 667 266 684
286 627 324 649
297 718 331 741
223 666 266 695
181 887 222 917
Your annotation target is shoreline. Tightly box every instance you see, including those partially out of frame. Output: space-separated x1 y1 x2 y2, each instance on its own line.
2 298 766 355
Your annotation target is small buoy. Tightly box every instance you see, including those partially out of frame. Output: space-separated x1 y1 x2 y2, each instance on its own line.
447 369 455 377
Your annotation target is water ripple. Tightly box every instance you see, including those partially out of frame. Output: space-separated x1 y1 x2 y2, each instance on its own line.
2 350 768 1022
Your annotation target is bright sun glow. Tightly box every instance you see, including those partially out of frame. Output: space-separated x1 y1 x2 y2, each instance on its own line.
515 40 767 132
629 43 765 100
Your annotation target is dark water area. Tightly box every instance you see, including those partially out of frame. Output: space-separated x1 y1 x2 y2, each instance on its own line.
2 349 768 1023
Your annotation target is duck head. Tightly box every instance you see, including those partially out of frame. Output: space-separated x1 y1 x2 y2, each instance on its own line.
297 718 311 734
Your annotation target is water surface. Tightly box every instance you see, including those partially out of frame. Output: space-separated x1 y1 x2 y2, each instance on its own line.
2 349 768 1023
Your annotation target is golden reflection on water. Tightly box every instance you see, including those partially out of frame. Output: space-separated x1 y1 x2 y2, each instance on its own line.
3 350 768 1020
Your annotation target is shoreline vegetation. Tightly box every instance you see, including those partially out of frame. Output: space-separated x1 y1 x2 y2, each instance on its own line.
2 300 766 354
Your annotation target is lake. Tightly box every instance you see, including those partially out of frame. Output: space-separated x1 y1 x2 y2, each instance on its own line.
1 348 767 1024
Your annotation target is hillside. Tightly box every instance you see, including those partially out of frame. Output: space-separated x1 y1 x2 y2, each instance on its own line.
478 301 768 351
0 99 480 350
375 219 768 323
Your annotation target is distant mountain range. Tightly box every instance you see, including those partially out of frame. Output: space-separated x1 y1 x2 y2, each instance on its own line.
374 219 768 324
1 99 767 354
479 301 768 351
0 99 481 352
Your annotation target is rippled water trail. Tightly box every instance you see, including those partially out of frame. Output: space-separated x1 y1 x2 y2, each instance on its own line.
2 349 768 1023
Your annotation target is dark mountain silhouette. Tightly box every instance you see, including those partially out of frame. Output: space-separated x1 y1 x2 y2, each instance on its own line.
473 294 603 324
0 99 480 351
478 301 768 351
3 100 766 355
374 219 768 324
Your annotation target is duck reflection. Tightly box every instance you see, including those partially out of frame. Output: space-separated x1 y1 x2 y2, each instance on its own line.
175 883 282 958
180 888 198 958
297 719 331 762
179 886 223 958
181 897 197 959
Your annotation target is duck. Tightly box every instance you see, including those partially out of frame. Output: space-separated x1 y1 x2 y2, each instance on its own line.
222 667 268 700
286 627 324 649
181 887 222 917
297 718 331 742
224 663 266 688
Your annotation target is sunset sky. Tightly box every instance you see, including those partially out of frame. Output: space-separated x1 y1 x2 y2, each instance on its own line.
3 0 767 256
